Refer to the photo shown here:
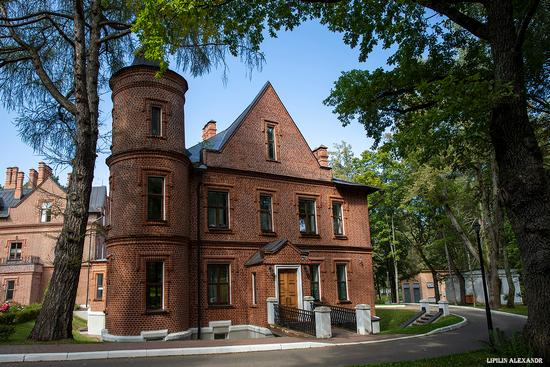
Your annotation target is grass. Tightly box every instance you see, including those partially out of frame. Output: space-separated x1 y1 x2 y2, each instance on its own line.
365 349 494 367
375 309 463 335
470 304 528 316
1 315 98 344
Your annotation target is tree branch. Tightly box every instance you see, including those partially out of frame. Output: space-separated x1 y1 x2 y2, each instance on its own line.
417 0 489 40
98 28 131 44
0 5 76 114
515 0 540 51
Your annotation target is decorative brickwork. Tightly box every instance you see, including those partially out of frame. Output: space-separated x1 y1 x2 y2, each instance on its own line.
105 64 376 336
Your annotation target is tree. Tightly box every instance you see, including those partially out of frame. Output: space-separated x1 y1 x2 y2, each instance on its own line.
312 1 549 356
0 0 265 341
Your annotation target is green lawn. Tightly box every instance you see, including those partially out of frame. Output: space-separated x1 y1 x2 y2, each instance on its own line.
1 316 98 344
470 304 528 316
365 349 493 367
375 309 463 335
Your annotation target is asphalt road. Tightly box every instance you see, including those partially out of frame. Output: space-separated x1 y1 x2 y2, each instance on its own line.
3 307 526 367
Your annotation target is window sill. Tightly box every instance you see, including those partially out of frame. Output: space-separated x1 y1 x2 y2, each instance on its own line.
145 220 169 226
338 300 352 305
260 231 277 237
333 235 348 240
207 304 235 309
266 159 281 163
146 135 167 140
144 309 169 315
300 233 321 239
208 228 233 234
93 299 104 302
250 304 258 308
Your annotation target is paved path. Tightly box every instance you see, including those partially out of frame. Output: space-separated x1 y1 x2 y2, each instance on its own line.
1 307 526 366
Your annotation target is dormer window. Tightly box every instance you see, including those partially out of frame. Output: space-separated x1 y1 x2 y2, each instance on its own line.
151 106 162 136
266 124 276 160
40 202 52 222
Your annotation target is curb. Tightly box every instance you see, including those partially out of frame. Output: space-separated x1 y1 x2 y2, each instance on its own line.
449 305 528 319
0 315 468 363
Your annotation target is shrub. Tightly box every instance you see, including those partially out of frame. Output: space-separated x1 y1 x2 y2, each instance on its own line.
0 312 15 325
14 304 41 324
0 324 15 341
489 329 534 358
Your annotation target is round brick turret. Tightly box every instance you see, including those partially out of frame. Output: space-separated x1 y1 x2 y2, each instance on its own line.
105 61 191 336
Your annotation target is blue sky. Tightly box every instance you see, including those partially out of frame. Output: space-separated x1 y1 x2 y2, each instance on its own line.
0 21 391 188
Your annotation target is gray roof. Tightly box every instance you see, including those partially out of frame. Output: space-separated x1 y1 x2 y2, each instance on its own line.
0 188 32 218
89 186 107 213
0 185 107 218
187 81 272 163
332 178 380 194
245 238 307 267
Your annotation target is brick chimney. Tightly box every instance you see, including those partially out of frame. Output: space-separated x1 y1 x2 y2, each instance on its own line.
312 145 329 167
202 120 217 141
37 162 52 185
28 169 38 189
4 167 19 189
14 172 24 199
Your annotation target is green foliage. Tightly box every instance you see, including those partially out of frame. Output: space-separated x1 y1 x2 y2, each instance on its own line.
489 329 534 359
376 309 417 331
0 325 16 342
13 304 41 324
0 312 16 325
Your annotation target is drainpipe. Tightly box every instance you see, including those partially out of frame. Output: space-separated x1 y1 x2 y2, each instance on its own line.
195 164 207 339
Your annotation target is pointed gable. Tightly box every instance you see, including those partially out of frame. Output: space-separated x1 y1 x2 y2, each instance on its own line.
190 82 332 181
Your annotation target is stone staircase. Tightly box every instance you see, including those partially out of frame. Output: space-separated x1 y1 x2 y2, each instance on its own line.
412 310 442 325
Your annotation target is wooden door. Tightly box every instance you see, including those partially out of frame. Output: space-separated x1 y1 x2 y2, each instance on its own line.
278 269 298 308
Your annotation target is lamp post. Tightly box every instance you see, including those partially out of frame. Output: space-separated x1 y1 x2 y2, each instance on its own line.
473 220 493 341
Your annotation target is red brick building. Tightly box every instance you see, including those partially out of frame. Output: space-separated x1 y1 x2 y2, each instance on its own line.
0 163 107 312
104 59 377 339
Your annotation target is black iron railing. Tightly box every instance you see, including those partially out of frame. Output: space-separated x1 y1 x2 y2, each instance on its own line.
313 301 357 332
328 305 357 331
274 304 316 336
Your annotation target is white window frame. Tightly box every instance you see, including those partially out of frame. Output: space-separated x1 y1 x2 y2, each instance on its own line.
96 273 104 300
259 193 274 233
299 198 318 235
40 202 52 223
207 263 232 305
252 272 257 305
332 201 345 236
266 124 277 160
336 263 349 301
310 263 321 301
8 242 22 261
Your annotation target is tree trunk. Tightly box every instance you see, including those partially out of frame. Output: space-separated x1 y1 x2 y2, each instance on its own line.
448 248 466 304
502 242 516 308
413 243 440 302
487 0 550 358
29 0 100 341
444 204 480 263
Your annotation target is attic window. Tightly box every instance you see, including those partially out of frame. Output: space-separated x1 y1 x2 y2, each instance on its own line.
40 202 52 223
266 125 277 160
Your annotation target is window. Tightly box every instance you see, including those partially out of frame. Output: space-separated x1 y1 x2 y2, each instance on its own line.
8 242 22 261
40 202 52 222
147 176 164 221
208 191 228 229
332 202 344 236
266 125 276 160
5 280 15 301
259 194 273 232
94 237 106 260
95 273 104 300
252 273 257 305
207 264 230 305
146 262 164 310
151 106 162 136
310 264 320 301
299 198 317 234
336 264 348 301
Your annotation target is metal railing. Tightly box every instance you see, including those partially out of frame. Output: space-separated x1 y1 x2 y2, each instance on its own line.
327 304 357 331
0 256 41 265
313 301 357 332
274 304 316 336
